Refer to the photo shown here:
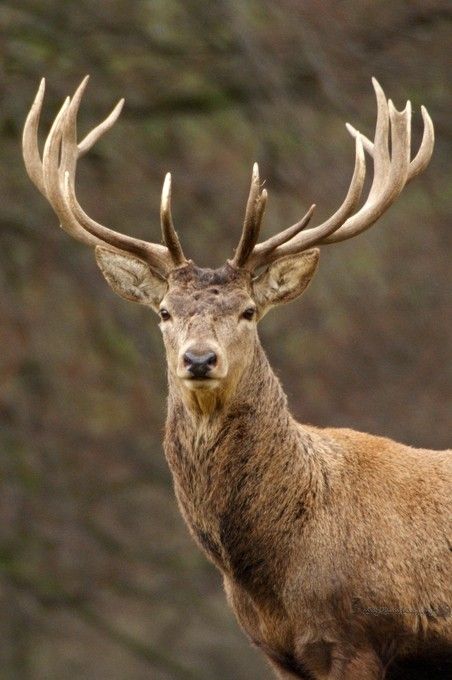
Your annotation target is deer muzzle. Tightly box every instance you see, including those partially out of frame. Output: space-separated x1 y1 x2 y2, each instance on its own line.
177 342 227 386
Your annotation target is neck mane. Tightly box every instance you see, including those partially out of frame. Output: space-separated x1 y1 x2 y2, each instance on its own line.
163 339 329 608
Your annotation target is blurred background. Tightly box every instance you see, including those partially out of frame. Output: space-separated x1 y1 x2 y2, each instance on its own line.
0 1 450 678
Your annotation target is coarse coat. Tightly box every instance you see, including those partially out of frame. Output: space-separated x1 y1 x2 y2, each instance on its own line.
95 253 451 679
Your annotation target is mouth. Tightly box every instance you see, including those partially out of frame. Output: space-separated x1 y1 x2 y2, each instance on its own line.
182 376 220 390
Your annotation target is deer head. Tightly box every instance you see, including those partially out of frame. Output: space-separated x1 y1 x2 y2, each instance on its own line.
23 77 434 398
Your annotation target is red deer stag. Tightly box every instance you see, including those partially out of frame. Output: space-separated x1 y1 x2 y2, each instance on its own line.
23 77 450 679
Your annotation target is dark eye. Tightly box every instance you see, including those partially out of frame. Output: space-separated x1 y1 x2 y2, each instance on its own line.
242 307 256 321
159 308 171 321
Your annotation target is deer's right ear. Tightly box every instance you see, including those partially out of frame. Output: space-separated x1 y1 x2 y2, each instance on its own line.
95 247 167 311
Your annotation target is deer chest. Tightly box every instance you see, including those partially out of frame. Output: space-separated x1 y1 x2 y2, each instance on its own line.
164 428 293 607
165 431 229 570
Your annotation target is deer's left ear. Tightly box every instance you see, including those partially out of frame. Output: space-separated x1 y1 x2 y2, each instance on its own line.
253 249 319 317
95 247 167 311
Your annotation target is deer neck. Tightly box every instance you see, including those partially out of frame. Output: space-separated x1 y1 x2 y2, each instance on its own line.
164 341 323 606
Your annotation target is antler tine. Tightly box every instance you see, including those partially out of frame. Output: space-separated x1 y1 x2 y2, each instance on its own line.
59 75 89 179
232 163 267 268
368 77 390 202
22 77 47 195
77 97 125 157
160 173 187 266
239 78 433 270
408 105 434 180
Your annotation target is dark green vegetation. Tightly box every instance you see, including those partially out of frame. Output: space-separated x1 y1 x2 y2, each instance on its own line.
0 1 450 678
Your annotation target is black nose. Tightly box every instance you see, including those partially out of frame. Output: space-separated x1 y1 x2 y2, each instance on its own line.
183 350 217 378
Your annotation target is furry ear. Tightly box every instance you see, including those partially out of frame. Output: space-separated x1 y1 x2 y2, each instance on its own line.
95 247 167 311
253 249 319 317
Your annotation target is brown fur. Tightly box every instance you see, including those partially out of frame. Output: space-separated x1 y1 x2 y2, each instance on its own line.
24 74 443 678
95 251 451 679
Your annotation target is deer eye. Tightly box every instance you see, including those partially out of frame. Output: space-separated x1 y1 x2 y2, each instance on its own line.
242 307 256 321
159 308 171 321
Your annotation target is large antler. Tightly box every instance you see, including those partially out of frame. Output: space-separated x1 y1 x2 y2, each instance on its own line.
232 78 434 271
23 77 187 274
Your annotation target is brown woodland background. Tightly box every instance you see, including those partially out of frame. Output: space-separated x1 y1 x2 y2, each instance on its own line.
0 1 450 678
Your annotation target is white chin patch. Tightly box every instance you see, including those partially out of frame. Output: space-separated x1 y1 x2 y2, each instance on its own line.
183 378 220 391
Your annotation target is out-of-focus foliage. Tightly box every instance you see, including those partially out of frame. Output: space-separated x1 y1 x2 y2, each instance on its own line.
0 1 450 677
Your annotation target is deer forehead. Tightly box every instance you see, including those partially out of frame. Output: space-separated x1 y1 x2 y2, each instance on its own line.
165 264 253 317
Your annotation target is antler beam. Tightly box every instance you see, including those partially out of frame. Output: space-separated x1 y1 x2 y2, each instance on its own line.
233 78 434 271
23 77 187 274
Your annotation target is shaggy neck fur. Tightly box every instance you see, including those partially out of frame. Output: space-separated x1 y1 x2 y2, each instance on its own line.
164 338 327 610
